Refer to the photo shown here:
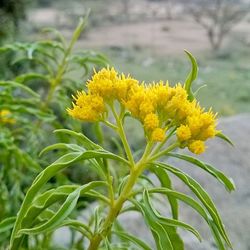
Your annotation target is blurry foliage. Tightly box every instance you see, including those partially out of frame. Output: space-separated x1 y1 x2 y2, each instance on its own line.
0 0 29 42
0 16 109 248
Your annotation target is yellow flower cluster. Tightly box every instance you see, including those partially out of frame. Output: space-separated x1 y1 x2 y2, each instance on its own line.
68 68 138 121
67 91 105 122
68 68 218 154
0 109 15 124
87 68 138 102
176 108 218 154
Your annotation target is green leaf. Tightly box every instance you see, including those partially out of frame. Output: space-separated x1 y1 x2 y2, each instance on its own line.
153 162 232 248
10 150 127 248
18 184 90 235
0 104 55 122
21 182 106 230
210 220 227 250
166 152 235 192
104 237 112 250
150 167 178 219
35 40 64 52
15 73 49 84
184 50 198 101
216 132 234 146
148 187 208 220
143 190 201 242
148 187 226 250
58 219 92 239
39 143 85 157
54 129 102 150
113 230 152 250
41 28 67 48
0 217 16 234
131 198 173 250
0 81 40 98
71 13 90 46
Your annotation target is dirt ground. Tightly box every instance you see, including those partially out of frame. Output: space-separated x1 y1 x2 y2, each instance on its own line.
29 4 249 56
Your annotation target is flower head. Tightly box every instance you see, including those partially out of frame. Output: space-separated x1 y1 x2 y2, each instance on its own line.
176 125 191 142
0 109 15 124
188 140 206 154
151 128 165 142
144 113 159 131
68 67 218 154
67 91 105 122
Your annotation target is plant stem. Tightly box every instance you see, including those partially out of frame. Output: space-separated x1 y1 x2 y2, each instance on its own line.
87 164 143 250
111 105 135 167
87 110 149 250
148 142 180 162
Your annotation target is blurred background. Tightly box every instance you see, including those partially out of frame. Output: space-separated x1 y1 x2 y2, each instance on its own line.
1 0 250 249
1 0 250 115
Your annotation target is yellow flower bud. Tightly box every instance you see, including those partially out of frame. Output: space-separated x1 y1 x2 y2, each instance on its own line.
144 113 159 131
176 125 191 142
151 128 165 142
188 140 205 154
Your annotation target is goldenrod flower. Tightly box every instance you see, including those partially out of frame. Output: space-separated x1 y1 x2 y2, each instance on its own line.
139 100 155 119
176 125 191 142
151 128 165 142
87 67 139 102
115 74 139 102
144 113 159 131
87 68 118 99
188 140 205 154
68 67 218 154
0 109 15 124
125 85 149 119
67 91 105 122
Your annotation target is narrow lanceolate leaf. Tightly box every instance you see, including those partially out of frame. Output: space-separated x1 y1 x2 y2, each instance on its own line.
10 150 127 249
18 184 93 236
0 217 16 234
148 187 226 250
216 132 234 146
0 81 40 98
143 190 201 242
21 182 106 230
131 198 173 250
18 187 82 235
184 50 198 101
53 129 102 150
39 143 85 156
150 167 178 219
153 163 232 248
15 73 49 84
57 219 93 239
210 220 227 250
113 230 152 250
166 152 235 192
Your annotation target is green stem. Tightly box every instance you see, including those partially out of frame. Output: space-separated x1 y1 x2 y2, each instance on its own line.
87 111 150 250
148 142 180 162
150 125 176 156
111 105 135 167
42 17 85 110
87 164 143 250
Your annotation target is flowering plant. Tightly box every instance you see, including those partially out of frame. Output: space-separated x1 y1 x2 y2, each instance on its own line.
8 52 234 250
0 16 108 248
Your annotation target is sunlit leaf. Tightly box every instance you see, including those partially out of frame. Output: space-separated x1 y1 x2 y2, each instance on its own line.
166 152 235 192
